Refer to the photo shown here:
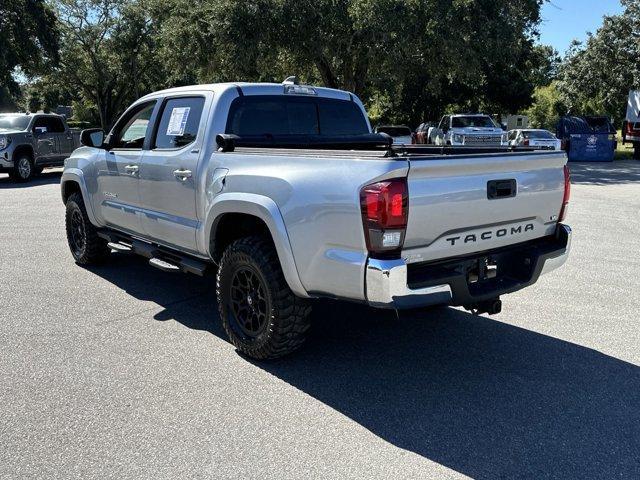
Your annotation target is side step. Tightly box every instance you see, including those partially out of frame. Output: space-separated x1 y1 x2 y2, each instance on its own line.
149 257 181 273
107 241 132 253
98 230 209 276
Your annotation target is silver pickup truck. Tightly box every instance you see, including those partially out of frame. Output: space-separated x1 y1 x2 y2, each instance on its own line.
0 113 80 182
60 80 572 359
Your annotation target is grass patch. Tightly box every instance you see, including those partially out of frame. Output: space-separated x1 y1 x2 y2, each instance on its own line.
615 130 636 160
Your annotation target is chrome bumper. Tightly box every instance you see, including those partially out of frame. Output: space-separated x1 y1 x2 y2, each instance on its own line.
365 224 572 309
365 258 453 309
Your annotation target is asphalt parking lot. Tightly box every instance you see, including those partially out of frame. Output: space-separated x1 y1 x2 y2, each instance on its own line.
1 162 639 479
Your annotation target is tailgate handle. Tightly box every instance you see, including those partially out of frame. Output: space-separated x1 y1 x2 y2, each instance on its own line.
487 179 516 199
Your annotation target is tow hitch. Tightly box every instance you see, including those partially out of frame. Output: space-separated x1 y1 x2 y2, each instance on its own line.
464 298 502 315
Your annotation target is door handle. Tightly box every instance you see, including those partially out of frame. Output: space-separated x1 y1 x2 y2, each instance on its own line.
173 169 192 181
124 164 139 175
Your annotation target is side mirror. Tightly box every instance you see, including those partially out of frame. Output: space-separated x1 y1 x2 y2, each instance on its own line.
80 128 105 148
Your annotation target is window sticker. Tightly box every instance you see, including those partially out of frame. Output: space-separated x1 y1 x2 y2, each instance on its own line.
166 107 190 136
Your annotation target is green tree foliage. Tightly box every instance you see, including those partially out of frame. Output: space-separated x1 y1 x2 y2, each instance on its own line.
525 81 567 130
52 0 165 129
152 0 547 125
0 0 59 110
558 0 640 124
18 0 552 128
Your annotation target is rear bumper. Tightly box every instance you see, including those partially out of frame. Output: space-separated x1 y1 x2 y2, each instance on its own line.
365 224 571 309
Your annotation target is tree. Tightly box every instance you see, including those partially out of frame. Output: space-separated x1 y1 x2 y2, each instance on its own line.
0 0 59 110
52 0 164 129
525 82 567 130
152 0 547 125
558 0 640 124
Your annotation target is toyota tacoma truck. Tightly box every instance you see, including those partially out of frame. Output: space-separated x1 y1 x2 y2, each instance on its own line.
60 80 572 359
433 113 507 146
0 113 80 182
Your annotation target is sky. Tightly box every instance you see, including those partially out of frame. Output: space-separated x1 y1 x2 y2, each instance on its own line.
539 0 625 54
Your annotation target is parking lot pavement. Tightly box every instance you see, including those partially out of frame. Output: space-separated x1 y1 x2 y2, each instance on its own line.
0 163 639 479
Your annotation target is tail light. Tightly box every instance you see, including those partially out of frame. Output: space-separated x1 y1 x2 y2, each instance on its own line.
523 138 530 146
360 178 408 257
558 165 571 222
625 121 640 134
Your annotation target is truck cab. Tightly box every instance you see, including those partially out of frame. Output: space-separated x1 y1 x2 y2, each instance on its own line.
0 113 79 182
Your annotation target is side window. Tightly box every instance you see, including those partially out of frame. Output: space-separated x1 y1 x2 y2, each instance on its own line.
508 131 517 141
48 117 66 133
32 118 49 134
154 97 205 149
111 102 156 149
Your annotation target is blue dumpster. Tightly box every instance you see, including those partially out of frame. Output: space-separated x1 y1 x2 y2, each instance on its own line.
556 116 616 162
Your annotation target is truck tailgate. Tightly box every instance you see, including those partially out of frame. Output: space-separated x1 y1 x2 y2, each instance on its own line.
402 151 567 264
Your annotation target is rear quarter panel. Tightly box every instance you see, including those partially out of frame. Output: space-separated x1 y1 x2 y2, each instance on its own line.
208 151 408 300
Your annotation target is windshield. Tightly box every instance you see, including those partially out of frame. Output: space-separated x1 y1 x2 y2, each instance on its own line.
523 130 556 139
451 116 497 128
376 126 411 137
0 115 30 131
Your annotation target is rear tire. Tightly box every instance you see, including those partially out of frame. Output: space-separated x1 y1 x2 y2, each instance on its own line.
9 154 35 182
216 236 312 359
634 144 640 160
65 192 110 264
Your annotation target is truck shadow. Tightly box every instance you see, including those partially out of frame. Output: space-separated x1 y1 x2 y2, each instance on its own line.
568 160 640 185
0 170 62 188
85 254 640 479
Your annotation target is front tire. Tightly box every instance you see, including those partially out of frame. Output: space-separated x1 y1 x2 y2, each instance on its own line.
217 236 312 359
65 192 110 264
10 154 35 182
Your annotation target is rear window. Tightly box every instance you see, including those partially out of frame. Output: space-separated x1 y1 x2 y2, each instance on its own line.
451 116 497 128
226 96 368 137
523 130 556 139
375 126 411 137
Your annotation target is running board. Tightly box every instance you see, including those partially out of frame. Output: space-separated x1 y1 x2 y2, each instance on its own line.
98 230 209 276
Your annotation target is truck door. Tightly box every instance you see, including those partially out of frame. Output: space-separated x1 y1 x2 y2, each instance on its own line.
47 116 71 163
96 100 157 235
138 95 207 253
31 117 59 164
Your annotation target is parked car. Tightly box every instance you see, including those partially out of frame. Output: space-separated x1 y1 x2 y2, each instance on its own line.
556 115 616 162
415 122 437 144
508 129 561 150
0 113 80 182
623 90 640 159
432 114 507 146
61 80 572 360
373 125 414 144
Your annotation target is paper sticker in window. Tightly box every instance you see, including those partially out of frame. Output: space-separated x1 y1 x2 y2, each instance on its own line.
166 107 190 136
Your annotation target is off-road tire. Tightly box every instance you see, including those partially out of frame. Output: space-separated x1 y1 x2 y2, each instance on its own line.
217 236 312 359
9 154 35 182
65 192 110 264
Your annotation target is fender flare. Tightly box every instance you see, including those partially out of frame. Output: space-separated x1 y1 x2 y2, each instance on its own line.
203 192 309 298
60 169 99 226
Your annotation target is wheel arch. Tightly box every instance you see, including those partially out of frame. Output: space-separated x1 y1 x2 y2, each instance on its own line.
61 169 99 226
11 144 34 162
204 193 309 298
